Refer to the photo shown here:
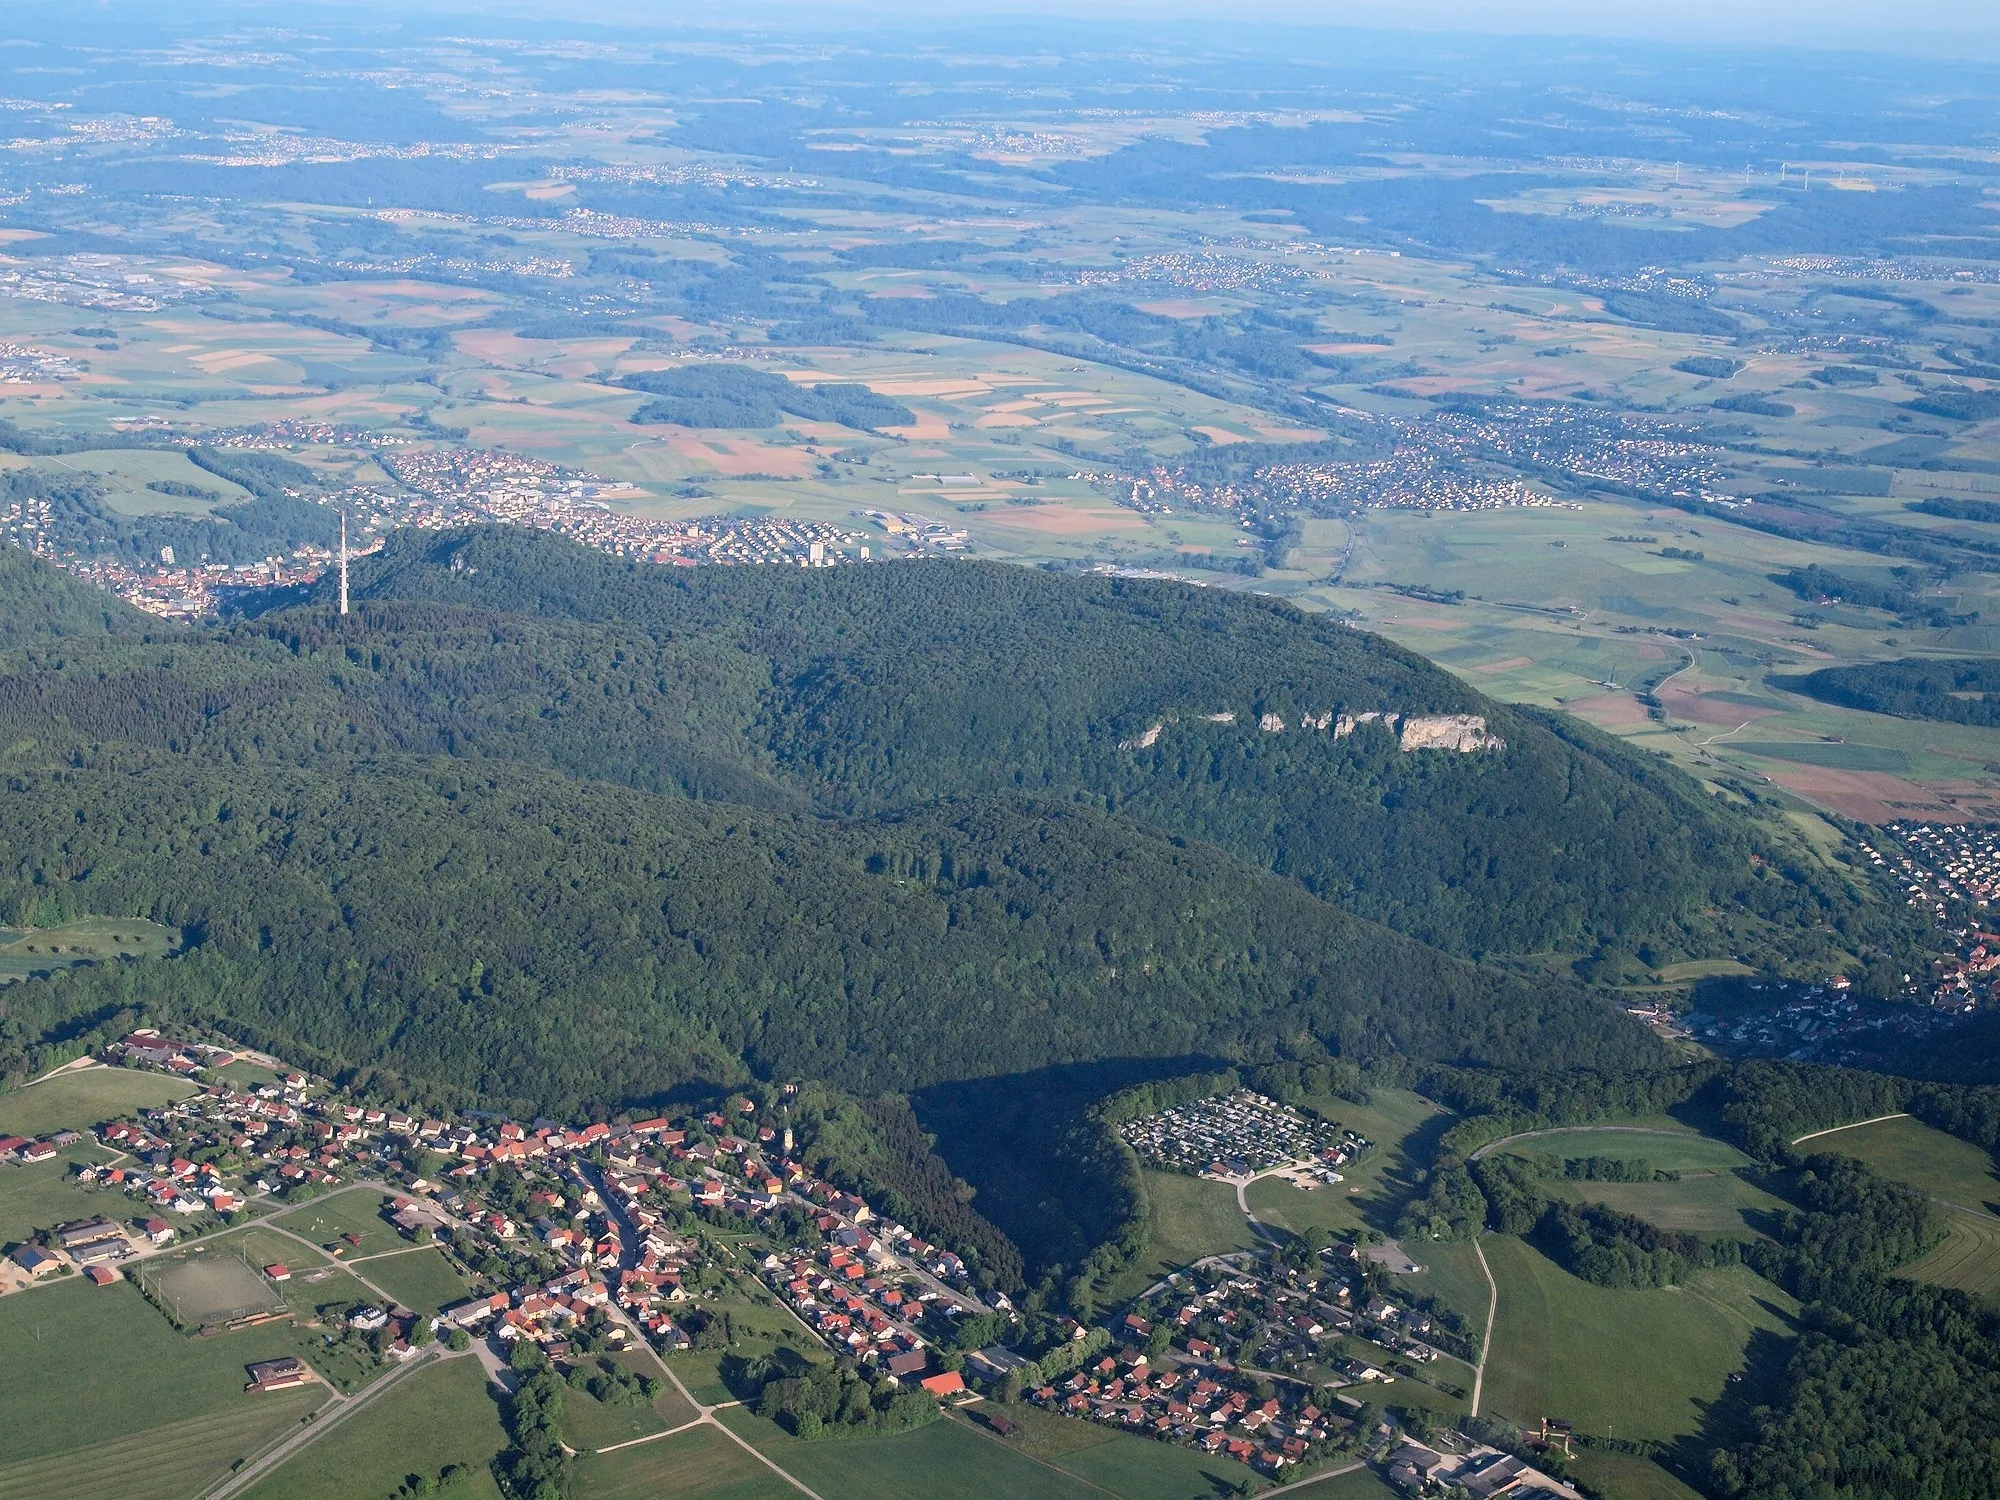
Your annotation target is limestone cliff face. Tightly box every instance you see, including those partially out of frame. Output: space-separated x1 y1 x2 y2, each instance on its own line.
1398 713 1503 752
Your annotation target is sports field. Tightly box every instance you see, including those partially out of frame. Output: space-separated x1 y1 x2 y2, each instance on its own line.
1805 1115 2000 1212
1479 1237 1796 1444
239 1353 508 1500
141 1250 287 1325
0 1064 193 1136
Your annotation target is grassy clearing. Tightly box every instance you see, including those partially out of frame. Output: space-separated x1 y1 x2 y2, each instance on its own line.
271 1187 403 1256
1250 1088 1455 1244
975 1402 1263 1498
0 1386 322 1500
0 917 179 986
355 1244 476 1316
1480 1237 1796 1444
1539 1172 1790 1241
0 1277 354 1463
0 1064 193 1136
1498 1128 1752 1176
573 1424 793 1500
1809 1116 2000 1212
1567 1450 1708 1500
239 1353 508 1500
1897 1208 2000 1304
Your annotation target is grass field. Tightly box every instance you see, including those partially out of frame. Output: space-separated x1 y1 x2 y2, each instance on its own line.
239 1353 508 1500
1101 1169 1262 1303
0 1145 129 1245
1567 1450 1708 1500
1896 1207 2000 1304
971 1402 1264 1498
272 1187 404 1256
721 1404 1122 1500
1396 1237 1492 1341
0 1385 323 1500
1496 1127 1754 1176
49 448 255 514
560 1352 679 1452
1248 1088 1453 1245
0 1277 351 1464
1806 1116 2000 1213
0 1063 192 1137
1539 1173 1789 1241
663 1285 828 1408
1479 1237 1797 1445
0 918 180 987
573 1424 793 1500
354 1244 476 1316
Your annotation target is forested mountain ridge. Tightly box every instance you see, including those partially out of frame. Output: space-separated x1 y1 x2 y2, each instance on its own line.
283 526 1893 967
0 758 1663 1112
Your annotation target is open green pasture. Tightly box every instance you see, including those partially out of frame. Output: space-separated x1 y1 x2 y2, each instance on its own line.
1540 1173 1788 1241
1808 1115 2000 1213
559 1352 678 1453
1896 1207 2000 1305
1396 1237 1492 1338
1247 1088 1454 1244
0 1145 125 1245
572 1423 792 1500
0 1385 322 1500
1101 1169 1261 1304
719 1401 1192 1500
0 917 180 987
0 1063 192 1136
353 1243 477 1317
968 1402 1264 1499
238 1353 508 1500
0 1277 342 1464
45 447 253 514
1567 1450 1709 1500
1479 1237 1796 1445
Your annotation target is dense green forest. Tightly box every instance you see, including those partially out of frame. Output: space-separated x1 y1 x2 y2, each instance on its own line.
0 754 1663 1112
0 543 153 646
617 363 914 431
256 527 1896 969
1781 655 2000 728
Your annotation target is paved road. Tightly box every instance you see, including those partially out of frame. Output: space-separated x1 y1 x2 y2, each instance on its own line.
197 1346 449 1500
1792 1113 1909 1145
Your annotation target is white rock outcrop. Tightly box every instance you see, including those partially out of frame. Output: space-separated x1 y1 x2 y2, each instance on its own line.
1398 714 1504 752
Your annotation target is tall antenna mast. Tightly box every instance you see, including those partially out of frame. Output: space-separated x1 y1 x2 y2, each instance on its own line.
339 510 350 617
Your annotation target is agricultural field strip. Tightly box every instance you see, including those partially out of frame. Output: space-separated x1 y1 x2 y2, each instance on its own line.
943 1409 1125 1500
